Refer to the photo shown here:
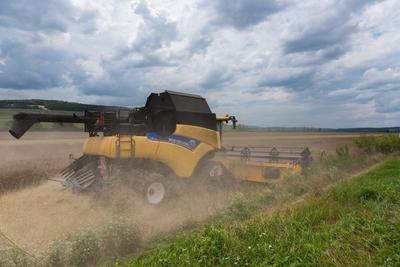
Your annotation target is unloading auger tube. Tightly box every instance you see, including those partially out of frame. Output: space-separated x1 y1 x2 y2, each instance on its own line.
9 90 311 205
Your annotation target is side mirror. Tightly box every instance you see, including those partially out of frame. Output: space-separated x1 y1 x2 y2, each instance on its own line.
231 116 238 128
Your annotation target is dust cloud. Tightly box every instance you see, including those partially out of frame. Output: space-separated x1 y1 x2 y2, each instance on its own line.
0 131 360 256
0 132 241 255
0 175 239 255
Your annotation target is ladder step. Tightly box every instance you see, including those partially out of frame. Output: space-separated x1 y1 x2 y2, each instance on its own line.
117 135 134 157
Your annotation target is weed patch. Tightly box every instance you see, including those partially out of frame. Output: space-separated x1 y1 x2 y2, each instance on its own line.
0 247 30 267
355 134 400 154
0 219 140 267
69 229 100 267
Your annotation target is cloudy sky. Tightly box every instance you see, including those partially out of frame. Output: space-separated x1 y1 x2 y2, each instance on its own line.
0 0 399 127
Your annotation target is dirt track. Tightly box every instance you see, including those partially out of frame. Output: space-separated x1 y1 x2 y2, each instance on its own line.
0 178 237 255
0 132 85 193
0 131 368 255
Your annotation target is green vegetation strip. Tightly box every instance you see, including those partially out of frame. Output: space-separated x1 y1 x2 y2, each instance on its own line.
120 160 400 267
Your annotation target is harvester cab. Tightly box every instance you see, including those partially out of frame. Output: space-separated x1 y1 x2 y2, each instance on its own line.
9 90 311 204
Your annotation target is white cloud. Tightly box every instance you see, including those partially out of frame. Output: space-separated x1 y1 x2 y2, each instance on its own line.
0 0 399 127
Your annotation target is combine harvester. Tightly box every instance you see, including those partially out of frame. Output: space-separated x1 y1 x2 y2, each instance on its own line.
9 91 311 204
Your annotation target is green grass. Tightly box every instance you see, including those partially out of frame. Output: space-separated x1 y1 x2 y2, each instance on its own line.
355 134 400 154
116 159 400 267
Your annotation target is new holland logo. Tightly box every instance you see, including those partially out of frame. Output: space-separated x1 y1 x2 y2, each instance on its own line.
146 132 200 151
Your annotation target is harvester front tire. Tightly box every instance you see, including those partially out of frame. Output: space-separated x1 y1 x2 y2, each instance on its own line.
198 161 228 190
142 174 170 205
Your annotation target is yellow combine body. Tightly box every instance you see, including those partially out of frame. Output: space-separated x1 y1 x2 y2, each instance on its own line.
9 90 311 204
215 158 301 183
83 124 220 177
81 122 305 183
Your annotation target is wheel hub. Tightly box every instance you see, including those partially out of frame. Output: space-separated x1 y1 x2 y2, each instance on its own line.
146 182 166 204
209 164 223 177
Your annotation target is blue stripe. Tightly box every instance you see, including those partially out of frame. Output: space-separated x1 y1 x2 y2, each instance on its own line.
147 132 200 151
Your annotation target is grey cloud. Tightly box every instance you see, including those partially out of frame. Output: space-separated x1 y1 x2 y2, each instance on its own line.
333 67 400 114
77 0 181 98
131 0 178 52
79 57 170 98
200 67 233 89
375 93 400 113
78 56 150 100
360 80 400 91
212 0 284 29
188 36 213 54
0 0 78 33
283 1 378 56
0 39 84 89
79 76 145 100
284 26 353 55
126 56 177 69
352 88 400 114
106 0 180 72
79 1 182 99
77 10 100 35
358 68 400 90
259 71 315 91
319 45 350 60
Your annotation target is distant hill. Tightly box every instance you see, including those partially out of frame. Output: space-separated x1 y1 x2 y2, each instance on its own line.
323 127 400 133
0 99 122 112
228 125 400 133
1 99 399 133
